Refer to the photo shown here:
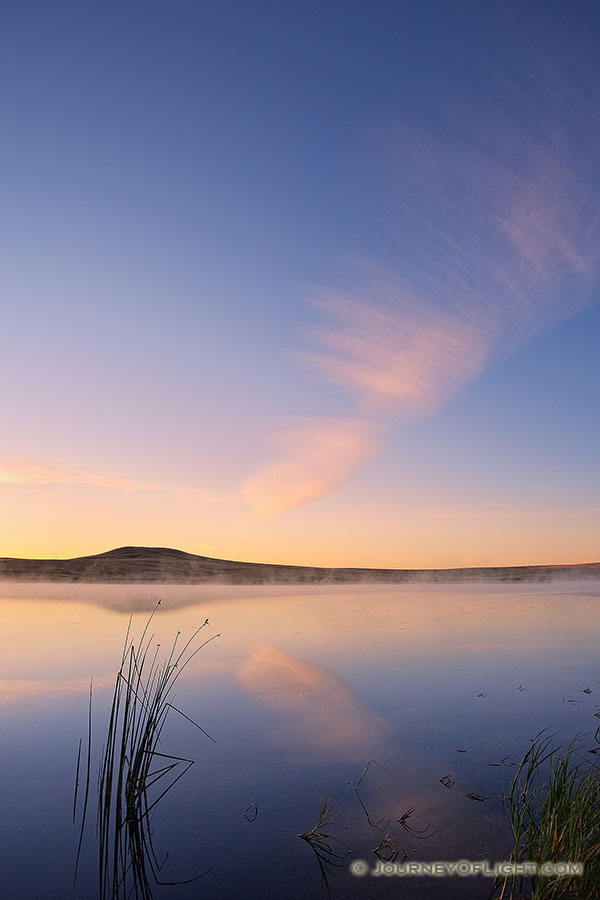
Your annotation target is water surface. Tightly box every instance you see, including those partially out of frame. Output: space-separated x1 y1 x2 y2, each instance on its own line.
1 581 598 899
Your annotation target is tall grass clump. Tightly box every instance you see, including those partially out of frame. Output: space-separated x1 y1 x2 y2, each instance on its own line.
74 600 219 899
491 731 600 900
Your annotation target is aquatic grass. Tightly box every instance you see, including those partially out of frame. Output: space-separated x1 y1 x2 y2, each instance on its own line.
73 678 92 893
373 833 401 862
73 679 93 890
352 757 435 858
299 795 349 898
491 730 600 900
73 737 82 823
353 758 393 830
299 794 349 859
74 601 219 899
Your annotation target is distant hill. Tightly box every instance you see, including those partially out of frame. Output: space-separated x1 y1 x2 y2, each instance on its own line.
0 546 599 584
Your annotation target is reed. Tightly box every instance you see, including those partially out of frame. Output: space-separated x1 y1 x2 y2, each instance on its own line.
491 730 600 900
74 601 219 899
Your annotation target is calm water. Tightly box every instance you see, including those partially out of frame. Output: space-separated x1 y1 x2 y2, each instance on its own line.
1 581 599 900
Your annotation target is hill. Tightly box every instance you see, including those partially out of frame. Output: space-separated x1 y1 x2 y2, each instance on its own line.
0 546 599 584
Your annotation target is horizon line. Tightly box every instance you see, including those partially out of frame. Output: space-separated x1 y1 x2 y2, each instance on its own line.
1 544 598 573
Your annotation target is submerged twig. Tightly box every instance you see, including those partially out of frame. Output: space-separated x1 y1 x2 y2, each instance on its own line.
353 757 393 830
398 805 437 838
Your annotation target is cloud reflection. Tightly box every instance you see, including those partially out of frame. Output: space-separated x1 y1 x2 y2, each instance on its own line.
237 644 388 758
0 676 112 705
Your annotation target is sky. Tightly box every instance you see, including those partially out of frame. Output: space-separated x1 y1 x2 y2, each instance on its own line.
1 0 599 568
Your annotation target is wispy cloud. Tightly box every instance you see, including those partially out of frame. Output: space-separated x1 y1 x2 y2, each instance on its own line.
303 283 487 423
433 505 600 521
376 113 599 349
243 33 600 516
0 456 159 491
0 456 235 503
241 418 383 517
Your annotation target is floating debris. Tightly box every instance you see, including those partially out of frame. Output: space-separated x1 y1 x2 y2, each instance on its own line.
455 749 467 753
352 758 393 830
477 693 488 698
466 792 489 802
582 688 592 694
373 834 399 862
244 803 258 822
354 757 389 790
518 685 528 692
439 775 455 788
398 807 435 837
500 757 517 767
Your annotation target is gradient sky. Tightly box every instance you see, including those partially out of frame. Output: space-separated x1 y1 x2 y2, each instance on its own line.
1 0 599 567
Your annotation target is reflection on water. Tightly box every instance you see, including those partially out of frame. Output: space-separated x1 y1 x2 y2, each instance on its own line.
1 581 599 899
238 644 388 758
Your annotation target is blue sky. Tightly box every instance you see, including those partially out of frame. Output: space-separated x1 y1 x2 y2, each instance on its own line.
1 0 598 565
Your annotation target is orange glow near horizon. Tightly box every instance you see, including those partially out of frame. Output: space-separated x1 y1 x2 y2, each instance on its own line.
0 481 598 569
0 536 597 570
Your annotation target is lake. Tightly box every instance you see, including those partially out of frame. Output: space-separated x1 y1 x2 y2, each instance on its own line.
1 580 599 899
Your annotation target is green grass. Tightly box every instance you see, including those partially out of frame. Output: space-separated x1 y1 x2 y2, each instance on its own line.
491 730 600 900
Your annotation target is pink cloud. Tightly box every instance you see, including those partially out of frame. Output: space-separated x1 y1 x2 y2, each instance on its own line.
243 61 599 516
241 417 384 517
304 287 487 422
